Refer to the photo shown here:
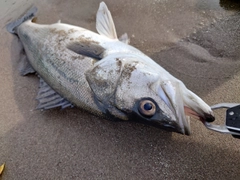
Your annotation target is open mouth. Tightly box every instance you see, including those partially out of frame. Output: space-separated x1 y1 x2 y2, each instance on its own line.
158 81 191 135
174 105 191 135
171 102 215 135
184 106 215 123
158 80 215 135
180 107 200 135
184 107 200 120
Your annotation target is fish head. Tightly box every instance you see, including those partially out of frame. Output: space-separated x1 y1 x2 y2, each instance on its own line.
86 54 214 135
112 58 192 134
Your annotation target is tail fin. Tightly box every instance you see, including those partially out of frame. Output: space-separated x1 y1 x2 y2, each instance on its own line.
6 6 38 34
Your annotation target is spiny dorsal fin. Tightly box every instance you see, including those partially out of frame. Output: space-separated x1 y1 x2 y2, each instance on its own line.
96 2 117 39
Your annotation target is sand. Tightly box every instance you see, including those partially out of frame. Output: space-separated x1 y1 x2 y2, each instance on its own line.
1 0 240 179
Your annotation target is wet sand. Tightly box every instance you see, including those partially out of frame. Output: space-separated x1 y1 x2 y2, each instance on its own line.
1 0 240 179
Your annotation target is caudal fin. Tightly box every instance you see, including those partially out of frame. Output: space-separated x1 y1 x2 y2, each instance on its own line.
6 6 38 34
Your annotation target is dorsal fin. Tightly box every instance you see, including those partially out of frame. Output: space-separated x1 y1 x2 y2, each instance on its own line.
119 33 130 44
96 2 117 39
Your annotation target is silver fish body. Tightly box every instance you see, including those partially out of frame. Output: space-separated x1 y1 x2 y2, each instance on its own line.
17 21 105 116
7 2 214 135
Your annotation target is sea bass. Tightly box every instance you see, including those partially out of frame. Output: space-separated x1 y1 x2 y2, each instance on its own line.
7 2 214 135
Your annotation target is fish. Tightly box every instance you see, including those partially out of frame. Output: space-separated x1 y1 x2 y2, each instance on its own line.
6 2 214 135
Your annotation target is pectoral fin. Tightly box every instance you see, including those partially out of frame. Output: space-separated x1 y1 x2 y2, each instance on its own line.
67 41 105 60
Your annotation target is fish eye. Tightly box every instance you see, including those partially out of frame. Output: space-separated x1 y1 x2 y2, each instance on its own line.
138 99 156 117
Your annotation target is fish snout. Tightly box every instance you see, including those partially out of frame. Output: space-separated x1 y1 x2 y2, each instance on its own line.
130 97 191 135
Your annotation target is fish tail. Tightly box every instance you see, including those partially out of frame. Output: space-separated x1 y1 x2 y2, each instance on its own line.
6 6 38 34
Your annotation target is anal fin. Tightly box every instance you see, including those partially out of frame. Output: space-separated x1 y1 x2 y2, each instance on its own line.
36 78 73 110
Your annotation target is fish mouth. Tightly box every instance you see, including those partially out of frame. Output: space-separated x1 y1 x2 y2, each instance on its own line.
158 81 215 135
184 106 215 124
157 81 191 135
132 81 214 135
169 102 192 135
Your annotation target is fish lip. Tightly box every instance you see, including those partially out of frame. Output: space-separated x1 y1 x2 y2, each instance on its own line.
174 109 192 135
203 112 215 122
130 112 190 134
184 106 215 123
172 109 191 135
157 116 191 135
174 112 191 135
158 81 191 135
160 106 191 135
181 116 191 135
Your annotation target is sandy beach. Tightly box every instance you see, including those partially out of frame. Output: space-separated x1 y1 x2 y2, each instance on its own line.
1 0 240 179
